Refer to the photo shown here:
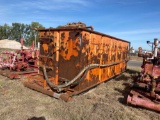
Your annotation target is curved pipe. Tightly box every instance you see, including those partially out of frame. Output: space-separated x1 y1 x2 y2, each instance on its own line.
43 61 125 92
43 64 99 91
85 26 94 31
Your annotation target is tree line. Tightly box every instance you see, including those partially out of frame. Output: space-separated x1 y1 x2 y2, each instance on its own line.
0 22 45 45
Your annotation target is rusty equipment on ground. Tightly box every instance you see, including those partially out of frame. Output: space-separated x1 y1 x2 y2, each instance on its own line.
127 38 160 112
23 22 130 101
0 38 39 79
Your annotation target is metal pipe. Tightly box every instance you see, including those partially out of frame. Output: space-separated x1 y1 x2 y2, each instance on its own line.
43 60 126 92
85 26 94 31
38 42 40 74
127 94 160 112
154 38 159 57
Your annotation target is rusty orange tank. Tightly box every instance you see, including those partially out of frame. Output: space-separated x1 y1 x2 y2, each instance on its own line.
23 22 130 101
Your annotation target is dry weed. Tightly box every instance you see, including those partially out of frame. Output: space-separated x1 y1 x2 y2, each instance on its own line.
0 59 160 120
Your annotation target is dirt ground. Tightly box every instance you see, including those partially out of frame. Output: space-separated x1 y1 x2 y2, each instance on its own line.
0 58 160 120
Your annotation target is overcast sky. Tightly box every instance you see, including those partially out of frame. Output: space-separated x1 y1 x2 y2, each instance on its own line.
1 0 160 50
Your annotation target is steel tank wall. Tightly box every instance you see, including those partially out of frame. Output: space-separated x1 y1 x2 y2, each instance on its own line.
38 28 130 93
72 30 129 92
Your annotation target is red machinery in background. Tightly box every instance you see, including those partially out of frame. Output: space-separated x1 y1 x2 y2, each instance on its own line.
0 38 39 79
127 38 160 112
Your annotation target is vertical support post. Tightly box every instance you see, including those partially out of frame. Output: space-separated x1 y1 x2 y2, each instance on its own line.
88 33 91 62
55 31 60 85
87 32 91 81
38 42 40 74
109 38 112 63
99 36 103 82
35 34 37 49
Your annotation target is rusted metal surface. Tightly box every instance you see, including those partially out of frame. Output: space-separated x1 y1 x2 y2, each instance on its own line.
24 22 130 100
127 38 160 112
127 90 160 112
58 22 94 31
0 38 39 79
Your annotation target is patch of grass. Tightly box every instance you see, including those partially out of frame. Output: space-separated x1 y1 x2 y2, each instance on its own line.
0 64 160 120
0 81 3 86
